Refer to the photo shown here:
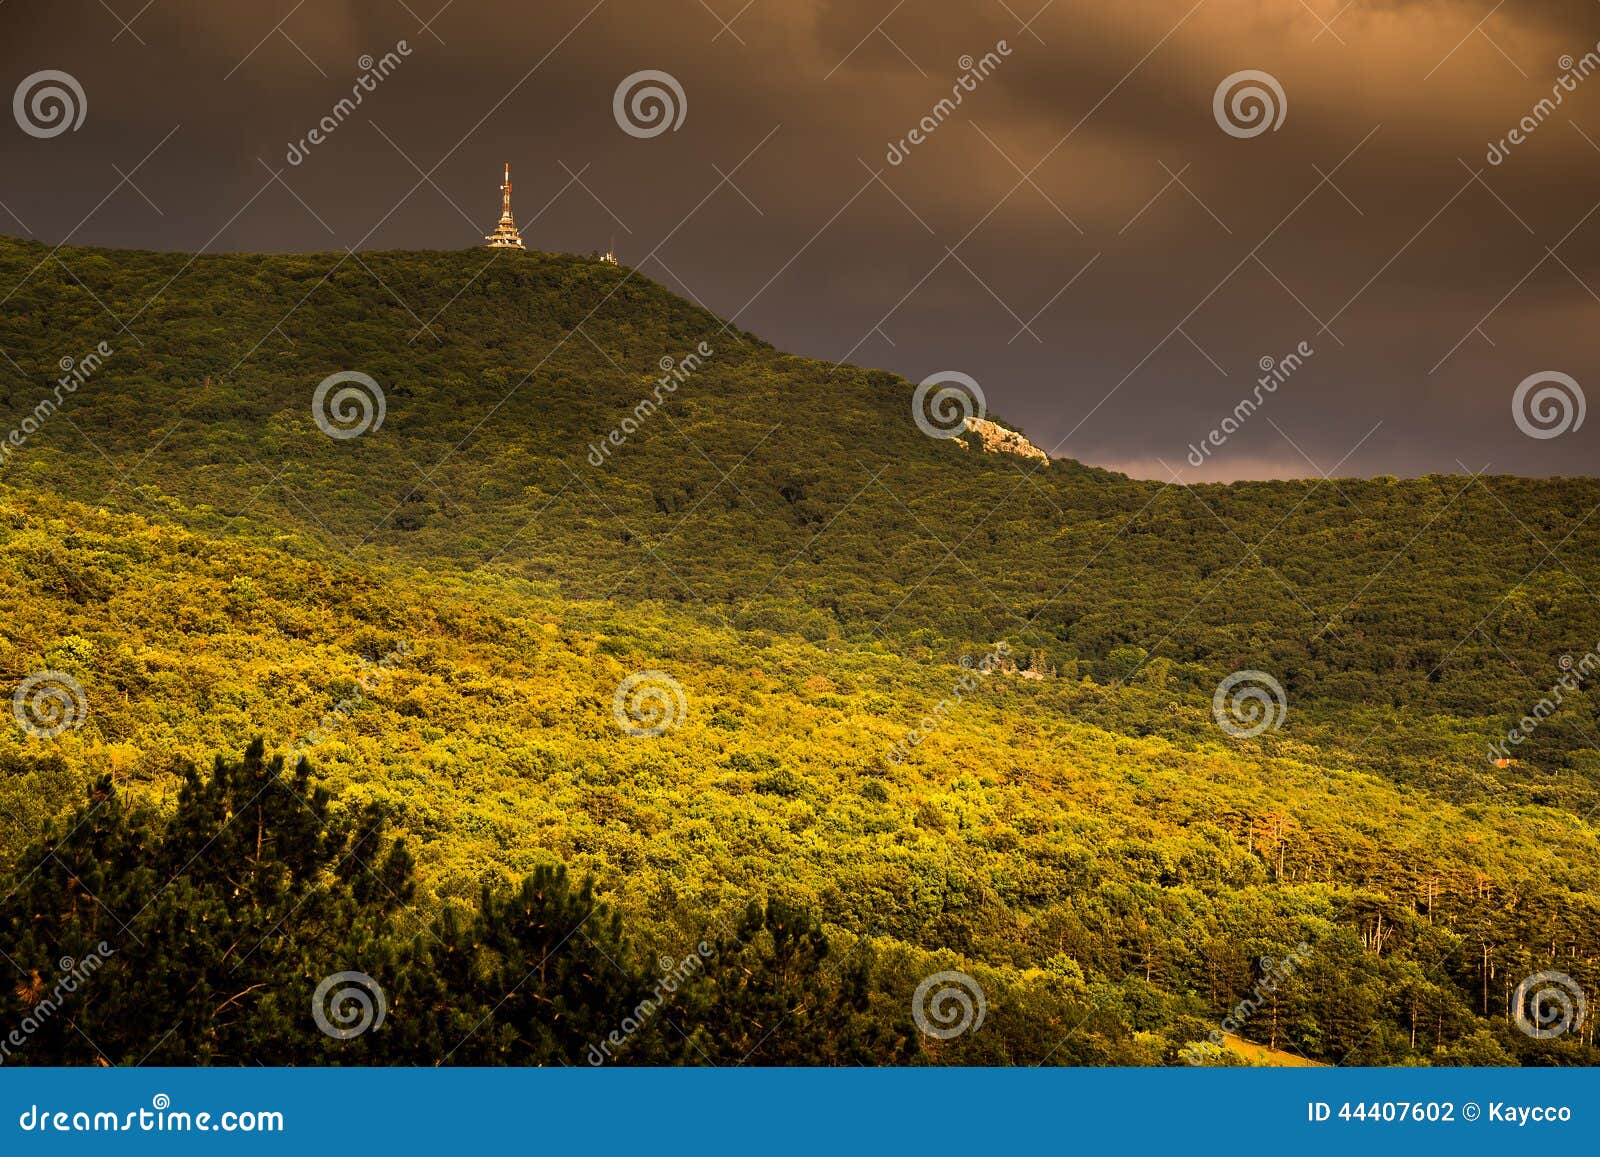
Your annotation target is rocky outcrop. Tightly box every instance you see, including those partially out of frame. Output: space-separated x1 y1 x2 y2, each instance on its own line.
960 417 1050 465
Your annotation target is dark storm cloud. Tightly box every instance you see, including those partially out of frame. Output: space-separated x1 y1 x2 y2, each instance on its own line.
1 0 1597 479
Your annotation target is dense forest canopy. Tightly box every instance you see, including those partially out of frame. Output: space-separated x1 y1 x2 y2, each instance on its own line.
0 234 1595 1065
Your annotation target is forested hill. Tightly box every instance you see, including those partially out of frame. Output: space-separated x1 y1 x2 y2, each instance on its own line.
0 235 1598 1066
2 234 1597 794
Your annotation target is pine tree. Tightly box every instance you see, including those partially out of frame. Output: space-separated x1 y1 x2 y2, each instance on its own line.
0 742 415 1065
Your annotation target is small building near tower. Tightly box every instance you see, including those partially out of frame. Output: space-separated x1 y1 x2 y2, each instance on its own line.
484 163 525 250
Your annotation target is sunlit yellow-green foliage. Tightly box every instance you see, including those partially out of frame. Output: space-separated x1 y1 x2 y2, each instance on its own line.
2 234 1598 1063
2 488 1596 1064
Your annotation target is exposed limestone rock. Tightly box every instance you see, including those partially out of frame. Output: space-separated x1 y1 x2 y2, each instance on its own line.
959 417 1050 465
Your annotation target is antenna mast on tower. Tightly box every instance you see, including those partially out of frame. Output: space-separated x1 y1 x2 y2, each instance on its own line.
484 163 525 250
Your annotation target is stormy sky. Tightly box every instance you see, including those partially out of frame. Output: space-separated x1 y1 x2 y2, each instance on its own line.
2 0 1597 479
